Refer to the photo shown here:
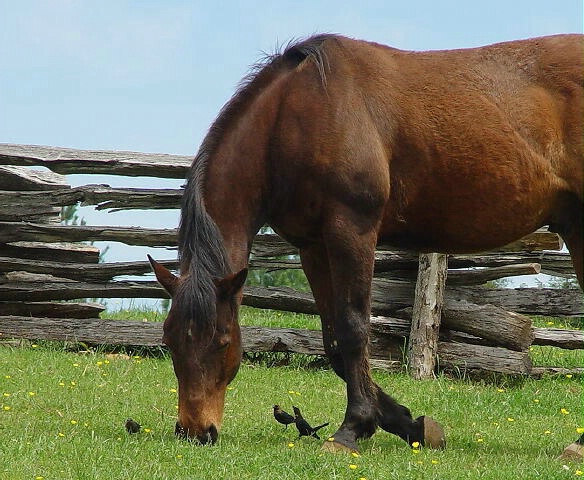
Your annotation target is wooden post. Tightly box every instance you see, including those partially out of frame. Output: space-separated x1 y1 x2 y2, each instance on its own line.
408 253 448 379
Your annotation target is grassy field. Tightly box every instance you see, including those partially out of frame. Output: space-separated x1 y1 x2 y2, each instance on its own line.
0 309 582 479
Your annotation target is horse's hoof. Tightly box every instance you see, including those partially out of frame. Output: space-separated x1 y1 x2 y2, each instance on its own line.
421 416 446 449
558 442 584 461
321 438 359 454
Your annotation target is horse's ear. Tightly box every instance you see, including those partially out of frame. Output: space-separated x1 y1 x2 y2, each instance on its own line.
215 269 248 298
148 255 178 297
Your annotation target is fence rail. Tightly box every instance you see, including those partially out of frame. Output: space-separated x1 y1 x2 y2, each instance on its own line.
1 143 582 376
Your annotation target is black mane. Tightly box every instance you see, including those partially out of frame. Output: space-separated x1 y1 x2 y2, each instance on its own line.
176 34 335 331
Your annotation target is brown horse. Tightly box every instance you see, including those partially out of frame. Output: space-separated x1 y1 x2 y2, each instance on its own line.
149 34 583 452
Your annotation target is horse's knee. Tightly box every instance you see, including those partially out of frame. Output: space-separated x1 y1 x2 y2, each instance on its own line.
336 311 370 353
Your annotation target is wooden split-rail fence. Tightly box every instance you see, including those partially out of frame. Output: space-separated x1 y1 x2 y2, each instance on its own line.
0 143 582 377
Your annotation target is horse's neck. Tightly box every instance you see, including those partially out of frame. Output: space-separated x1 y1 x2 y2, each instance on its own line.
203 154 267 274
200 69 287 272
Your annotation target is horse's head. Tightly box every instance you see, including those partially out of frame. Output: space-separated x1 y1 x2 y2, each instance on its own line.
148 256 247 444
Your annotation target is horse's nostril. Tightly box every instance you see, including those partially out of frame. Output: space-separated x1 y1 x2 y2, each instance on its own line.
208 424 218 444
175 422 187 438
197 424 218 445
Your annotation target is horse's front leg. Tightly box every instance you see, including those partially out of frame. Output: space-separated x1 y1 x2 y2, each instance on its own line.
303 220 444 453
301 237 378 451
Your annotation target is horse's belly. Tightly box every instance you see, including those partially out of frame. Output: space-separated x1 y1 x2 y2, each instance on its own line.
379 189 550 254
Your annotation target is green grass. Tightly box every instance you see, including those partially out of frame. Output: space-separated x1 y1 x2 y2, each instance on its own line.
1 341 583 480
106 305 322 330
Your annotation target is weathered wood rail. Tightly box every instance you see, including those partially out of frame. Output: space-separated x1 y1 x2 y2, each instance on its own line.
1 143 582 376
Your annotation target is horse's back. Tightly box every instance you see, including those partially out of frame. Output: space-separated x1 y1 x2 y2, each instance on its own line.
268 34 582 253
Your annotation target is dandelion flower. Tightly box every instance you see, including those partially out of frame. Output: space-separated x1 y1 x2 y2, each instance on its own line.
3 406 11 411
566 374 573 379
497 388 505 393
576 428 584 435
561 408 570 415
28 391 36 397
575 470 583 476
327 437 335 442
3 393 10 397
431 459 439 465
507 417 515 422
412 441 420 448
544 430 551 435
144 428 152 433
349 464 358 470
70 420 77 425
351 452 360 458
287 442 295 448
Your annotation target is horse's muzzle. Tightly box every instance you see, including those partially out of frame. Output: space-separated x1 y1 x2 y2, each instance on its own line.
175 422 218 445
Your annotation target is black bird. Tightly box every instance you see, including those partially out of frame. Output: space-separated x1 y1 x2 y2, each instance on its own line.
273 405 295 429
292 406 329 439
125 418 141 434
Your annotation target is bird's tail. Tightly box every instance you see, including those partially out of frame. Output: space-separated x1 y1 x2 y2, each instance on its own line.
313 422 329 432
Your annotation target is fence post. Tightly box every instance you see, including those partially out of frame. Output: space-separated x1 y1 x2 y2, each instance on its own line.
408 253 448 379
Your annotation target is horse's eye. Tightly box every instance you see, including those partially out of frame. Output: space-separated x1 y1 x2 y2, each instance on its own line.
217 338 230 350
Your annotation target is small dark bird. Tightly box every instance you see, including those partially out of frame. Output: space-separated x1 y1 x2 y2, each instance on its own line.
273 405 295 429
125 418 141 434
292 406 329 439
